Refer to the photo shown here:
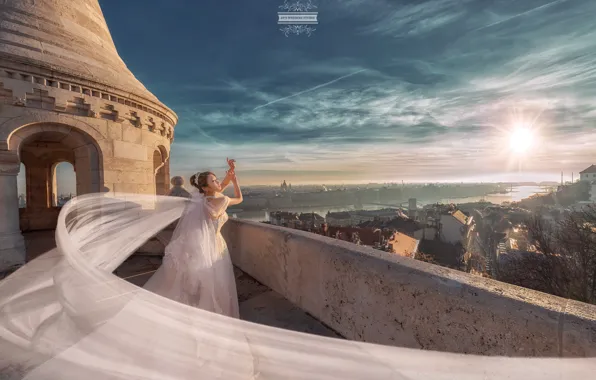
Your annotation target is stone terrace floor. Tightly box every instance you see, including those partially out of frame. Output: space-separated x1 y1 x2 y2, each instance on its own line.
19 231 343 339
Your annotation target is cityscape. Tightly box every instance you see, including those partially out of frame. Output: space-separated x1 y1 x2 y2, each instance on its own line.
157 167 596 305
16 162 596 305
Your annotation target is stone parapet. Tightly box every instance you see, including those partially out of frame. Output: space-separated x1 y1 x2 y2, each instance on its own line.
224 219 596 357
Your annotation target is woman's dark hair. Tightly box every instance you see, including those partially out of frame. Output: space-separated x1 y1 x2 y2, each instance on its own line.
189 171 215 193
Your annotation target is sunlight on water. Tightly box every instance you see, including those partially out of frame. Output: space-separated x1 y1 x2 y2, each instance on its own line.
233 186 549 222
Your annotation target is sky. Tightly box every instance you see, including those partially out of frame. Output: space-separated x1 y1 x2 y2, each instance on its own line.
43 0 596 189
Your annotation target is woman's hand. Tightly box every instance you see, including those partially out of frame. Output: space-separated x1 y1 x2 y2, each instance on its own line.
227 157 236 172
228 169 238 183
221 158 236 191
226 158 237 182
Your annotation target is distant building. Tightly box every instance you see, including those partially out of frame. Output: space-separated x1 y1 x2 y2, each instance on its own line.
387 232 419 258
326 211 352 227
412 227 437 241
579 165 596 181
439 210 472 245
270 211 300 228
326 209 401 227
408 198 417 219
280 180 290 193
298 212 325 229
359 216 422 237
326 226 393 247
350 209 400 224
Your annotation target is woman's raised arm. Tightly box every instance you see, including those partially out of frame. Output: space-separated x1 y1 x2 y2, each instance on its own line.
227 171 243 207
219 158 236 191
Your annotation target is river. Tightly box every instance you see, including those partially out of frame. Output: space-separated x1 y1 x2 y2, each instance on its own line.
437 185 551 205
231 186 550 223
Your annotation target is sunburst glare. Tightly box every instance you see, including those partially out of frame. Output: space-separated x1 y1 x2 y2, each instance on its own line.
509 126 535 155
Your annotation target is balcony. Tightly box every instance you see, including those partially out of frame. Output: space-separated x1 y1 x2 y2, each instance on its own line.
17 219 596 357
222 219 596 357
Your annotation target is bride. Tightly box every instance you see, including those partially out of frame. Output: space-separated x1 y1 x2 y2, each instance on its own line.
144 158 243 317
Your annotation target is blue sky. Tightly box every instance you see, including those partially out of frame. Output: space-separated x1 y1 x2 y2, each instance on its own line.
62 0 596 186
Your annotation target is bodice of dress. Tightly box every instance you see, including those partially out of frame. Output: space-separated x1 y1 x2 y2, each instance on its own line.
206 195 230 254
211 209 229 236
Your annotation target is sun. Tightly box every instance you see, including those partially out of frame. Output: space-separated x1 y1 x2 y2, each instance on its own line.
509 127 534 155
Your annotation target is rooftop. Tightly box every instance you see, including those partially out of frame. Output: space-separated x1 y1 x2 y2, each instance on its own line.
388 232 419 258
451 210 469 225
580 164 596 174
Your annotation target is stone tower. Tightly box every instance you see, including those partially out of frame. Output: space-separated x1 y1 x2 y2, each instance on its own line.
0 0 178 271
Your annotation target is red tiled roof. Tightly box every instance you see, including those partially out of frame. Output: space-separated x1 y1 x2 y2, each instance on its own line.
389 232 419 258
327 226 392 246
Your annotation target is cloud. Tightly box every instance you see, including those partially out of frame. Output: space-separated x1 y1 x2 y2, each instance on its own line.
253 68 368 110
120 0 596 184
348 0 470 37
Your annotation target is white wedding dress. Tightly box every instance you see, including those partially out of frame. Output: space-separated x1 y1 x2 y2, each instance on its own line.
144 193 239 317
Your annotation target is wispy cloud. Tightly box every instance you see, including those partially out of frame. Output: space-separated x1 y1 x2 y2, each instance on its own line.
471 0 568 32
106 0 596 184
352 0 469 37
252 68 368 110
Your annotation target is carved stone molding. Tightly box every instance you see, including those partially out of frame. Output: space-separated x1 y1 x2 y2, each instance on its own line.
0 69 176 142
0 68 175 125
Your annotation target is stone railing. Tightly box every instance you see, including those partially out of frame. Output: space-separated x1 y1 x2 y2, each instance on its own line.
223 219 596 357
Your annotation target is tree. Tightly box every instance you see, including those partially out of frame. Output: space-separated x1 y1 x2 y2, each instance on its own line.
504 205 596 304
466 251 488 275
416 252 438 265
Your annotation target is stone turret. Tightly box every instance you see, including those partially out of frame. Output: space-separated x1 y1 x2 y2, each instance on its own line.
0 0 178 271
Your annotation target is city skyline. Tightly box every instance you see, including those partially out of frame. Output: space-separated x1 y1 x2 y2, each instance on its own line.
31 0 596 189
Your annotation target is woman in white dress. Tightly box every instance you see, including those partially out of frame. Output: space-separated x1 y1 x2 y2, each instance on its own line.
144 159 243 317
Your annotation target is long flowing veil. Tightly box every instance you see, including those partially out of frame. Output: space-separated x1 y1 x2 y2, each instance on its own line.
0 192 595 379
143 192 219 307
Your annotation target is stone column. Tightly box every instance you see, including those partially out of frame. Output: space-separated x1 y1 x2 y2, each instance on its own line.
26 163 51 209
0 154 26 272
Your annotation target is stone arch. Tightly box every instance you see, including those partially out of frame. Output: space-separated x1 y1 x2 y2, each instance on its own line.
7 123 103 231
153 145 169 195
0 113 106 152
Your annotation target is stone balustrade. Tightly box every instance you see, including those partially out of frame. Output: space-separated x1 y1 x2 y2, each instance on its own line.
223 219 596 357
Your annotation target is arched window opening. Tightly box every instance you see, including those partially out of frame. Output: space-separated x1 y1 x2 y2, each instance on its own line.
52 162 76 207
17 163 26 209
153 149 168 195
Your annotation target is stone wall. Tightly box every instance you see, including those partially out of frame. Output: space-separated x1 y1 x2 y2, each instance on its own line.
0 0 177 197
224 219 596 357
0 77 174 196
0 0 178 269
